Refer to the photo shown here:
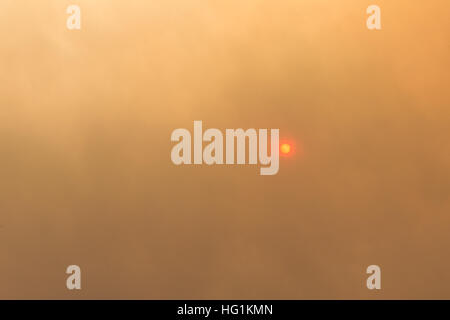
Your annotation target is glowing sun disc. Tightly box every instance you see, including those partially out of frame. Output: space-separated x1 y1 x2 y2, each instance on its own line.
280 143 291 154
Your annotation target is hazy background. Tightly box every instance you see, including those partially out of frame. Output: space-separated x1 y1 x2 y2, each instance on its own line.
0 0 449 299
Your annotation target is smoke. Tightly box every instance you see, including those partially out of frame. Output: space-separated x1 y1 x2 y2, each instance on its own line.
0 0 449 299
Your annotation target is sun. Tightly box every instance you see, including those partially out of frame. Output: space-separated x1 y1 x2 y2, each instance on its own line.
280 143 291 155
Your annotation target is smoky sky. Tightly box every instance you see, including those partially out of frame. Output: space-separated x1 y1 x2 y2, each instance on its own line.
0 0 449 299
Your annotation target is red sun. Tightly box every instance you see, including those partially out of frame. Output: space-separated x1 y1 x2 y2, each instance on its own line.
280 143 291 155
